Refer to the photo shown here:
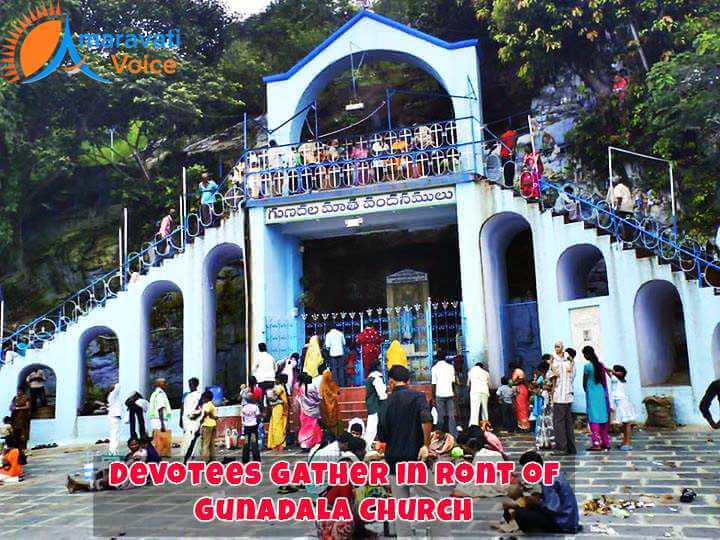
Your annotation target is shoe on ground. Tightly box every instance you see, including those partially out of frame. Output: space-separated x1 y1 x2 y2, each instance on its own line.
619 445 633 451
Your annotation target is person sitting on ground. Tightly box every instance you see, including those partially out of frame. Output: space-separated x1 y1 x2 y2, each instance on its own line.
142 436 161 464
501 450 580 534
66 437 148 493
0 437 24 483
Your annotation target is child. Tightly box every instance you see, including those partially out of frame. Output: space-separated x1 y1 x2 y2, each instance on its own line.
0 417 12 452
497 377 515 433
609 365 635 450
241 394 262 463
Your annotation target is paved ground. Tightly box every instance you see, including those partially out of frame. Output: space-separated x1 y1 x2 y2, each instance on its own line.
0 428 718 539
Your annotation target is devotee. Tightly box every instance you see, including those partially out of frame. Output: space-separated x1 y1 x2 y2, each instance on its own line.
198 172 218 226
356 325 383 374
181 377 202 462
497 376 515 433
148 378 172 456
241 393 262 463
502 451 580 534
25 368 47 413
379 365 450 539
451 428 506 498
297 372 323 451
280 352 299 392
320 366 343 438
302 335 324 378
252 342 277 402
9 387 31 451
66 437 147 493
609 365 635 450
200 390 218 462
385 339 408 370
582 346 611 451
106 383 122 455
606 177 634 217
364 360 387 452
700 376 720 428
550 347 577 455
239 376 263 405
324 324 347 387
468 361 491 425
125 390 148 441
267 373 289 451
431 353 458 437
533 360 555 450
0 436 24 483
509 362 530 432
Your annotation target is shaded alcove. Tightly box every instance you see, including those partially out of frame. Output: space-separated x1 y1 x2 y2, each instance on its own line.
78 326 119 416
204 243 247 395
480 212 541 378
17 363 56 419
634 280 689 386
557 244 609 301
142 281 184 408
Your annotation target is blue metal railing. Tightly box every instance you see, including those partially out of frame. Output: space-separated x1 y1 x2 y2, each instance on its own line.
4 117 719 358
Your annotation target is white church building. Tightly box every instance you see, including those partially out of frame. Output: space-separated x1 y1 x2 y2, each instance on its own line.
1 10 719 445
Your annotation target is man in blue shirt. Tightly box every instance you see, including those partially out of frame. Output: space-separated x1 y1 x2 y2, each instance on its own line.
199 172 218 228
503 450 581 534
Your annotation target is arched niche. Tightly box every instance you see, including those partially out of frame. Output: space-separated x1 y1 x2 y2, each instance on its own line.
634 280 689 386
557 244 609 301
78 325 119 416
203 242 247 393
17 363 57 419
141 280 184 407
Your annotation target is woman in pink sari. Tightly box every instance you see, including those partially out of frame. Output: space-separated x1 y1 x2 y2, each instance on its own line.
510 362 531 431
297 372 322 450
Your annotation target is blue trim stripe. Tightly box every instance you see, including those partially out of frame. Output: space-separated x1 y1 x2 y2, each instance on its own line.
262 10 479 83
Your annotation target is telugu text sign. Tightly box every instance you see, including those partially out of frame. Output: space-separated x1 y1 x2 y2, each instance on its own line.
265 187 456 224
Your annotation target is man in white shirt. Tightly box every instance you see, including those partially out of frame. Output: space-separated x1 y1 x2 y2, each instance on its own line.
324 325 347 387
252 342 277 405
181 377 202 462
549 345 577 455
606 179 634 216
467 362 491 425
431 355 457 437
106 383 122 455
364 361 387 451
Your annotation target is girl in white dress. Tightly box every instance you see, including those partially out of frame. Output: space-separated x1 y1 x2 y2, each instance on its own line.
609 365 635 450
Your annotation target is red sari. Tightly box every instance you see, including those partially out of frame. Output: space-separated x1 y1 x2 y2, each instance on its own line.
512 368 531 431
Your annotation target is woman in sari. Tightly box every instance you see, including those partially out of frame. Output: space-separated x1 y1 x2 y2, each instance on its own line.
582 346 611 451
319 368 343 438
297 373 322 450
302 335 324 378
534 361 555 449
10 388 31 451
385 340 408 371
267 374 289 451
509 362 530 431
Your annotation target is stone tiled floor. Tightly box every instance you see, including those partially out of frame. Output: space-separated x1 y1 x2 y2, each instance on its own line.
0 428 718 539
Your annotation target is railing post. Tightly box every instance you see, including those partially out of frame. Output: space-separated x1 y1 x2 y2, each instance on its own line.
425 297 433 372
386 88 392 131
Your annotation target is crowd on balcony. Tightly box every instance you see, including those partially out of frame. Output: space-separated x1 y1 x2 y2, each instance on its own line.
227 122 463 199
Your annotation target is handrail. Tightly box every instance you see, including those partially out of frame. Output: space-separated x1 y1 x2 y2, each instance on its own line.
4 117 719 356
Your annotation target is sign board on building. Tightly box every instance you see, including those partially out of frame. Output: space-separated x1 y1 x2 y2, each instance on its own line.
265 186 456 224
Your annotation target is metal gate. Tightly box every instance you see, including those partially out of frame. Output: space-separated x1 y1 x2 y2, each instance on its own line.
265 299 465 384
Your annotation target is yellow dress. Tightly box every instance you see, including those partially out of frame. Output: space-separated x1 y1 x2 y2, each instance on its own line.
385 340 408 370
267 384 288 450
303 335 323 377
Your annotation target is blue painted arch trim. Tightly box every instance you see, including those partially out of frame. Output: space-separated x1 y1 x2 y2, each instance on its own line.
262 10 479 83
